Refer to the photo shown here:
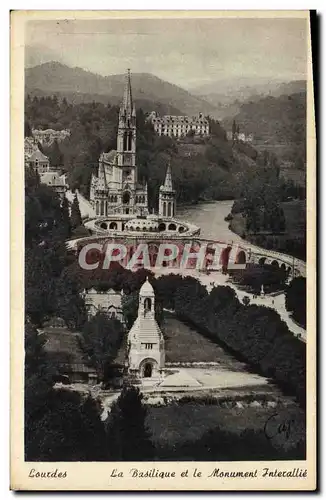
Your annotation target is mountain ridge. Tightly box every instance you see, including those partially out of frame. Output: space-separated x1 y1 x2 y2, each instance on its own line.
25 62 218 117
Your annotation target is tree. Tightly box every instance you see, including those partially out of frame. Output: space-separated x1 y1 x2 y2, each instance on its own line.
80 313 124 381
285 277 306 328
26 389 108 461
105 385 154 460
242 296 250 306
25 319 107 462
59 196 72 239
24 120 33 137
48 139 63 168
25 320 55 382
55 265 87 329
121 291 139 329
70 195 82 229
232 119 236 140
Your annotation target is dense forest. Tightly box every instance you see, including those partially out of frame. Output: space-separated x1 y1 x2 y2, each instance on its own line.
25 94 260 207
223 92 306 170
227 163 306 260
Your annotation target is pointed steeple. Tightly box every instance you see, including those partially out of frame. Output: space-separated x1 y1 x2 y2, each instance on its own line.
122 68 133 114
159 161 176 218
98 161 107 190
160 162 174 192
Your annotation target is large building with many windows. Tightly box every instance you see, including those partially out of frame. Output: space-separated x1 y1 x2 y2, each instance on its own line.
148 111 210 138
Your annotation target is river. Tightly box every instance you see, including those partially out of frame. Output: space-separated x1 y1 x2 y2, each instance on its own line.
176 200 306 341
177 200 243 244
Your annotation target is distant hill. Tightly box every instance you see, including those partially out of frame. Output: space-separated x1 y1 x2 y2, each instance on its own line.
25 62 217 117
222 92 306 144
270 80 306 97
189 78 307 120
26 87 183 116
222 92 306 170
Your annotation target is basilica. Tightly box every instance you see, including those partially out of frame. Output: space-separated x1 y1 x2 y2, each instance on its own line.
90 69 173 219
86 70 199 239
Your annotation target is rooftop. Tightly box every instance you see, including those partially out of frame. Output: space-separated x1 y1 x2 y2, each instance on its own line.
40 171 66 186
28 149 50 162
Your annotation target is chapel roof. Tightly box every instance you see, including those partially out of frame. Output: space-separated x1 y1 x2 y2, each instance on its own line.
40 171 66 186
29 149 50 162
128 316 162 343
140 276 154 295
100 150 117 163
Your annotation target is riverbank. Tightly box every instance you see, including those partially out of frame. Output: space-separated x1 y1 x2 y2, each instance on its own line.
226 200 306 261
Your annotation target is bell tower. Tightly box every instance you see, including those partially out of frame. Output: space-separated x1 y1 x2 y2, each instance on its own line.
127 277 165 384
159 162 176 218
117 69 137 189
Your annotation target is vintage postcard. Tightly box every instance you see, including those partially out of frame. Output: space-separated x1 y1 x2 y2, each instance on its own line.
11 10 316 490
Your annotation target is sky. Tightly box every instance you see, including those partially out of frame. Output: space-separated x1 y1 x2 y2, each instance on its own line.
25 17 308 89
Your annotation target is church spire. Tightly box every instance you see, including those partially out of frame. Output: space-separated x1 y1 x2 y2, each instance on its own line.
122 68 133 114
159 161 176 218
162 162 173 192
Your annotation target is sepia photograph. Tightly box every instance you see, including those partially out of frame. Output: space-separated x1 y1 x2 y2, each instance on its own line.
11 10 316 490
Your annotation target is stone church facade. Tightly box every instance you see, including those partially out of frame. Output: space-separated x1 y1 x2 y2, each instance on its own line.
90 70 149 217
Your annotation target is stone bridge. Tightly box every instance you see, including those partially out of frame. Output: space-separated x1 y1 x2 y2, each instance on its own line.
67 234 306 278
242 244 306 278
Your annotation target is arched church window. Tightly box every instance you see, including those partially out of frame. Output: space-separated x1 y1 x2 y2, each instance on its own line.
144 297 152 311
123 192 130 205
163 202 166 217
127 131 132 151
100 200 104 216
167 202 172 217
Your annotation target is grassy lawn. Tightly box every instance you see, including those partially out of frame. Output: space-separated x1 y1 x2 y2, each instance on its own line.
162 313 244 369
147 402 305 451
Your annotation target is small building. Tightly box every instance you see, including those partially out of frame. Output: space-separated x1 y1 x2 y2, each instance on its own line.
127 278 165 384
40 171 67 198
227 130 254 143
26 149 50 174
83 288 124 323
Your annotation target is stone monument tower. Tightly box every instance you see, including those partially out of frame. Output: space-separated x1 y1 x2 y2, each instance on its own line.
159 163 176 218
127 278 165 384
